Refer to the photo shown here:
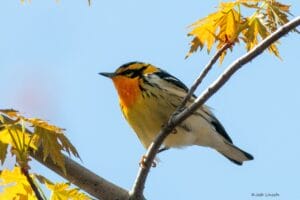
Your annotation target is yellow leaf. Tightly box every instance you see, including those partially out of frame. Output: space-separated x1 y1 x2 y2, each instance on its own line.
187 1 246 62
34 173 54 185
242 13 281 58
35 126 66 173
30 118 79 156
0 115 4 123
35 174 91 199
0 109 19 118
58 134 80 159
269 43 281 59
0 110 80 172
225 10 237 40
186 37 202 58
0 126 37 150
277 3 290 13
186 0 294 60
240 1 260 9
0 125 38 168
25 118 65 133
46 182 91 200
0 167 36 200
219 51 227 64
34 124 80 174
0 167 26 184
243 15 265 50
264 0 291 32
188 14 219 53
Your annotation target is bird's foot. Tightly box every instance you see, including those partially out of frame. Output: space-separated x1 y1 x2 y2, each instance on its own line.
139 155 157 169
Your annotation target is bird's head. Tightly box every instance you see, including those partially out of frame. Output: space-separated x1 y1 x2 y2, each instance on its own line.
99 61 159 79
99 62 159 107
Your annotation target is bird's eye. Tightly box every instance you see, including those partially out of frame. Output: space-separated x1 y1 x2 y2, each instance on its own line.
119 66 148 78
120 69 135 77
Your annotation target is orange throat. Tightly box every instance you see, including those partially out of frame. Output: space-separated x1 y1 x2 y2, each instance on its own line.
112 76 141 108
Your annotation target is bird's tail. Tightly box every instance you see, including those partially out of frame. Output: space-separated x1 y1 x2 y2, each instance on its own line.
216 141 254 165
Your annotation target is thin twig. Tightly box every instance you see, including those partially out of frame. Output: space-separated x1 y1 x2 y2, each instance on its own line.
130 16 300 199
177 43 232 111
21 167 44 200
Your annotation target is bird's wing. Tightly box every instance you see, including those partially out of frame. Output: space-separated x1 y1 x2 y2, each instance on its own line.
146 69 191 98
199 106 233 144
145 69 233 144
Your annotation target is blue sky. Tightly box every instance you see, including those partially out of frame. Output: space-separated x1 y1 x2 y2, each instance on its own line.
1 0 300 199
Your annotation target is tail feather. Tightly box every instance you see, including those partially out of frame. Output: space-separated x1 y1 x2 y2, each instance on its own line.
217 142 254 165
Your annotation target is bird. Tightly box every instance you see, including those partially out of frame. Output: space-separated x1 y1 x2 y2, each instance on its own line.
99 61 253 165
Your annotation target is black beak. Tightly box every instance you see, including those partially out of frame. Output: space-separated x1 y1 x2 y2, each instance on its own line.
98 72 115 78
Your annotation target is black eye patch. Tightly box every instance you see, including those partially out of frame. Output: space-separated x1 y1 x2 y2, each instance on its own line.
119 66 148 78
119 69 135 76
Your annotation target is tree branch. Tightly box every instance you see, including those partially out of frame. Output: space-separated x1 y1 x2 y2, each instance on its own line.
30 150 130 200
130 16 300 199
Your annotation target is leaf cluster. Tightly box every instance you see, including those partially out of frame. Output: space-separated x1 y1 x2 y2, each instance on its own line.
0 109 79 171
187 0 294 62
0 167 91 200
0 109 89 200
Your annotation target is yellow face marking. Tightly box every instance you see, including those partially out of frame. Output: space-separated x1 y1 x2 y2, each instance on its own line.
143 65 159 74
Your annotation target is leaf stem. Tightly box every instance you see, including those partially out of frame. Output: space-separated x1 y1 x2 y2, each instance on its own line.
8 128 20 151
21 167 45 200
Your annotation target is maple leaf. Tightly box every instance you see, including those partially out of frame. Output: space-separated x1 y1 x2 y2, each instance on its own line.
35 174 91 200
265 0 291 31
0 110 80 173
28 118 80 158
26 118 65 133
243 12 281 58
185 37 202 58
243 15 267 50
188 15 218 54
187 1 244 62
34 124 80 174
0 167 36 200
218 2 243 42
240 0 260 9
0 109 19 118
0 123 39 168
46 182 91 200
35 126 66 172
0 125 38 150
187 0 295 61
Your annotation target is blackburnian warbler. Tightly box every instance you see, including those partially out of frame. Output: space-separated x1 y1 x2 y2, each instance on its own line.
100 62 253 165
